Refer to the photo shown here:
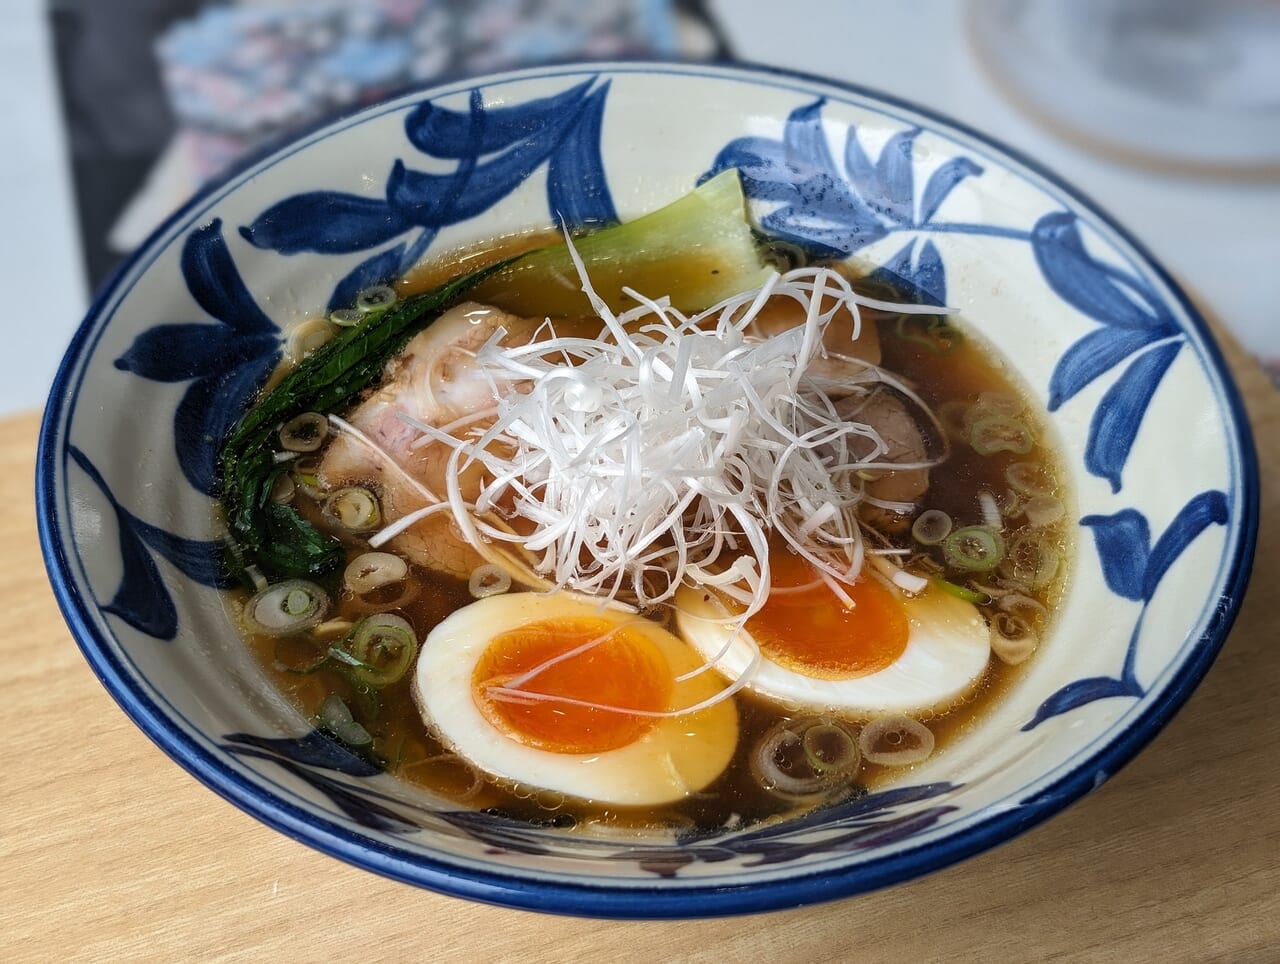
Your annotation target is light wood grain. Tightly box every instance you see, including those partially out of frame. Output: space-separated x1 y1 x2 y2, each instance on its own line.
5 324 1277 963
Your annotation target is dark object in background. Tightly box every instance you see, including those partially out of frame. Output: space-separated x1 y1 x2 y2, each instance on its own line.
50 0 208 288
49 0 732 294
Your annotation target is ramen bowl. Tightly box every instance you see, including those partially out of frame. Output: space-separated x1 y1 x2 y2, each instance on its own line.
37 62 1257 917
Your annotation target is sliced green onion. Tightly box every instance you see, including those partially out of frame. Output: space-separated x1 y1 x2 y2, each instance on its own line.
284 588 314 614
345 579 419 614
344 551 408 595
469 564 512 599
286 317 336 360
999 532 1060 590
990 612 1039 665
328 307 364 327
944 526 1005 572
895 313 961 354
324 486 381 532
1006 461 1055 497
244 564 268 593
355 285 398 313
976 391 1023 417
969 414 1033 456
802 722 859 773
318 695 372 747
346 613 417 687
278 412 328 453
751 717 862 800
269 472 296 505
244 579 329 636
997 487 1024 518
760 238 808 272
858 716 935 766
933 577 991 606
1024 495 1066 527
326 646 365 668
290 456 324 500
911 509 952 546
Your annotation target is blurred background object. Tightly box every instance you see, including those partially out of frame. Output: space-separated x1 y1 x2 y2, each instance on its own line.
50 0 203 287
50 0 726 288
970 0 1280 175
5 0 89 415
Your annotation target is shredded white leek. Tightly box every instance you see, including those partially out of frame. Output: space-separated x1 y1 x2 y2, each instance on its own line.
396 240 947 621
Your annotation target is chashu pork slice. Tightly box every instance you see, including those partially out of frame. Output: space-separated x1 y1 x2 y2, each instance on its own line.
318 302 542 580
822 387 933 532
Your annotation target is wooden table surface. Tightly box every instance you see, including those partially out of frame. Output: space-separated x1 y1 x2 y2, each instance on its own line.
6 324 1278 963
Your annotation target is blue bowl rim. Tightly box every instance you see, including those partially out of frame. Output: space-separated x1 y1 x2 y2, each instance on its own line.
36 58 1260 919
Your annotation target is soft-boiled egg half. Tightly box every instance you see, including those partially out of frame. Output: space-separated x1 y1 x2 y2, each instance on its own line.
675 551 990 716
414 592 738 807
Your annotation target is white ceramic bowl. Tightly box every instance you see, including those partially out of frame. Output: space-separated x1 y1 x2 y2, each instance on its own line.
37 62 1257 917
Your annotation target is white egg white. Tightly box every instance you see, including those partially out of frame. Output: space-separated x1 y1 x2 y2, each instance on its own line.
674 581 990 716
413 592 738 807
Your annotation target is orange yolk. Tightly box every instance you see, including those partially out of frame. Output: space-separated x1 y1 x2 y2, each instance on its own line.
471 617 673 754
745 551 909 679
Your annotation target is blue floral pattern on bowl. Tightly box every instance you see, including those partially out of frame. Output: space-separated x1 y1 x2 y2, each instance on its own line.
37 64 1257 918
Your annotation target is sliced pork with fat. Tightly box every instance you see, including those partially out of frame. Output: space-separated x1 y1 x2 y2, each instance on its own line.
319 302 534 580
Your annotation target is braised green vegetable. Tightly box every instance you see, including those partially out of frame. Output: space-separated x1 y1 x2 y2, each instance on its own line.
470 169 772 317
220 265 505 582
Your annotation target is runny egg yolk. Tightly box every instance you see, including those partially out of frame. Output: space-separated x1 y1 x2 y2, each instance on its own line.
419 594 740 806
745 551 909 679
471 617 673 754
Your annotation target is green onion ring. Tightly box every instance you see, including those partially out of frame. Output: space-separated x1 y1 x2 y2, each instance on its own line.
324 486 382 532
328 307 364 327
751 717 861 799
895 314 961 354
1005 461 1054 497
969 414 1033 456
802 722 859 774
244 579 329 636
355 285 398 313
278 411 328 453
346 613 418 687
318 695 373 746
911 509 952 546
943 526 1005 572
999 532 1060 589
859 716 935 766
